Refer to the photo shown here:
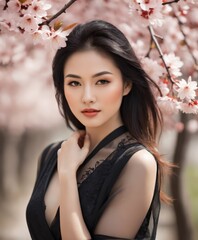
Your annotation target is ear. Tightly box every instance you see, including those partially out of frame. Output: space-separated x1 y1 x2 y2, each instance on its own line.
123 81 132 96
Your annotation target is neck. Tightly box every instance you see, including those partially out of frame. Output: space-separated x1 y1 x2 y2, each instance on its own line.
85 121 123 152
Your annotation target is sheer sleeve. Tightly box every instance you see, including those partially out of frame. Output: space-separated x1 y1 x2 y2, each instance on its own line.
92 149 157 240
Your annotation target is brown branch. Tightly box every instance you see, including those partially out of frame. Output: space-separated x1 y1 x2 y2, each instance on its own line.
172 10 198 69
3 0 9 10
148 25 175 85
146 34 163 57
145 38 153 58
41 0 77 26
145 34 163 57
162 0 180 5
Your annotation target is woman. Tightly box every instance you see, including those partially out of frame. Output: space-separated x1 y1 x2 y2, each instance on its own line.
26 20 169 240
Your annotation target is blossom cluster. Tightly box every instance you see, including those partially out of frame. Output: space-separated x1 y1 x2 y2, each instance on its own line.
141 55 198 116
0 0 198 133
127 0 198 115
129 0 164 27
0 0 69 50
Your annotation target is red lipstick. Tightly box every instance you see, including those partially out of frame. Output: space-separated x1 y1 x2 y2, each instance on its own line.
81 108 101 117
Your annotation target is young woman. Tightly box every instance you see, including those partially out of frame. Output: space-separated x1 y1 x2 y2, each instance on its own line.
26 20 168 240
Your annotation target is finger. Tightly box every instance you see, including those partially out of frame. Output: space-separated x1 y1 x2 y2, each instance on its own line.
78 130 86 136
61 140 67 147
71 131 86 147
70 130 84 139
57 148 61 156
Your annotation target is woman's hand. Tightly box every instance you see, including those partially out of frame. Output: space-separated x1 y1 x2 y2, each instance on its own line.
57 131 90 176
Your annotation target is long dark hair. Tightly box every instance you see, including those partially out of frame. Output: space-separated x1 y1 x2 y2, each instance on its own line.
52 20 171 203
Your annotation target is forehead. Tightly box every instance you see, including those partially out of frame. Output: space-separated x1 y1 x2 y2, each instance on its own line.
64 49 120 76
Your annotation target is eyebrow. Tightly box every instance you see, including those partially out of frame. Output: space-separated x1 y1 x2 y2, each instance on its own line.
65 71 113 79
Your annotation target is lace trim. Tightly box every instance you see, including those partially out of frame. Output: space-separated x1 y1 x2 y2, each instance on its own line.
77 159 105 186
77 136 135 187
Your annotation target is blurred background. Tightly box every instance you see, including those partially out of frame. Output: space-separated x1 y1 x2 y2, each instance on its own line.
0 0 198 240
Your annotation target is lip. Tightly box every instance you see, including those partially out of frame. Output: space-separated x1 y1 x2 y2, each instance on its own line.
81 108 100 113
81 108 101 117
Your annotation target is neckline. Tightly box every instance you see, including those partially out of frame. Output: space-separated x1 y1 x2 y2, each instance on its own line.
78 125 127 171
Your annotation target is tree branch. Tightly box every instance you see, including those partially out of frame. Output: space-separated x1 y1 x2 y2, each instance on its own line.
148 25 175 85
41 0 77 26
162 0 180 5
3 0 9 10
145 38 153 58
172 10 198 70
145 33 163 58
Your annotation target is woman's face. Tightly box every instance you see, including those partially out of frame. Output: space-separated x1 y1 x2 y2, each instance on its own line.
63 49 131 130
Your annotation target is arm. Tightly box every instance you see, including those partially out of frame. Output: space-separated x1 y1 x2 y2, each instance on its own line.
57 131 91 240
93 149 157 239
59 172 91 240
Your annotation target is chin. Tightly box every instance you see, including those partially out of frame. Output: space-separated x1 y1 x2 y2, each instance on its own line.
80 121 105 129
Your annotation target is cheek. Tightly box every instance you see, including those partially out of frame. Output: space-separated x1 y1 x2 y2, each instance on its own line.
102 84 123 104
64 90 77 109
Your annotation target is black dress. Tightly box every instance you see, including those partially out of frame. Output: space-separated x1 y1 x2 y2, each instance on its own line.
26 126 160 240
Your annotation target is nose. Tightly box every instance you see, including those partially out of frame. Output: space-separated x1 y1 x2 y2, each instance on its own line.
82 85 96 104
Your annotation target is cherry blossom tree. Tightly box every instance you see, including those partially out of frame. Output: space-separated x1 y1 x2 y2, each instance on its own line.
0 0 198 239
1 0 198 131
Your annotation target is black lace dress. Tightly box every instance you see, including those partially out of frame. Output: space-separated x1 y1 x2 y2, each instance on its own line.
26 126 160 240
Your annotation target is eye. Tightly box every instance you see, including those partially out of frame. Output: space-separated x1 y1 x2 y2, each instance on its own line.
67 81 81 87
96 80 110 85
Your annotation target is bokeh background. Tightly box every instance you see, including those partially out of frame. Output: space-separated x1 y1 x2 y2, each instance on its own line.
0 0 198 239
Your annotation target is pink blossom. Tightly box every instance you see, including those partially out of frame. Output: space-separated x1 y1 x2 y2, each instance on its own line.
177 0 190 14
27 0 51 18
0 1 4 12
175 122 184 132
158 16 184 52
186 119 198 133
159 82 170 96
0 10 21 31
188 7 198 25
131 39 147 57
141 57 165 83
129 0 164 26
32 31 45 45
19 14 42 32
163 53 183 77
0 34 26 64
7 0 21 13
49 28 68 50
177 101 198 114
157 96 178 115
176 76 197 100
137 0 161 11
32 25 51 44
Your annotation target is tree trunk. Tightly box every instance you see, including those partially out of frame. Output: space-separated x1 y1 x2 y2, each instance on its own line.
0 129 6 197
170 113 194 240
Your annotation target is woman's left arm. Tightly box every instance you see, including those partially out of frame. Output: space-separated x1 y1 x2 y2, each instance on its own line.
57 131 91 240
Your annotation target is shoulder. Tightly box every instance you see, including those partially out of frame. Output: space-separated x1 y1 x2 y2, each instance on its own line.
115 147 157 189
127 148 157 175
40 141 62 161
37 141 63 173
